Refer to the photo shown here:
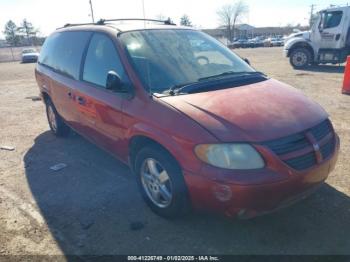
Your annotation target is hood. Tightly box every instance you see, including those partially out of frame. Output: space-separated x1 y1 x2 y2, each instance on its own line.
285 31 310 43
160 79 328 142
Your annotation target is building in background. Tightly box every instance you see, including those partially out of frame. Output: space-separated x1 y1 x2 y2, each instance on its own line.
203 24 309 44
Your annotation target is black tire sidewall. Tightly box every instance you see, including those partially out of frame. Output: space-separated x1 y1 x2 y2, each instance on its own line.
135 146 190 218
45 99 70 137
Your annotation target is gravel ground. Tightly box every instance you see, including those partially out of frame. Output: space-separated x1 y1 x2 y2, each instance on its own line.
0 47 349 256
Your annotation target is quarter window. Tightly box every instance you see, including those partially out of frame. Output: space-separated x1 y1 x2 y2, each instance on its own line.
83 33 128 88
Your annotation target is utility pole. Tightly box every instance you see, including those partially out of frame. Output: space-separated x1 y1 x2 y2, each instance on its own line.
89 0 95 23
309 4 316 27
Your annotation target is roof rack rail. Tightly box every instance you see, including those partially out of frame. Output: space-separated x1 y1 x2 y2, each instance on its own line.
60 18 176 29
97 18 176 26
62 22 96 28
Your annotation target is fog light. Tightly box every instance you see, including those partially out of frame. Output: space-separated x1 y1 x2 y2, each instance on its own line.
212 183 232 202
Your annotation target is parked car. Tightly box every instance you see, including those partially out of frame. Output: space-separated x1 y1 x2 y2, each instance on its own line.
21 48 39 63
230 39 248 48
35 19 339 219
275 37 285 46
263 38 273 47
247 37 264 48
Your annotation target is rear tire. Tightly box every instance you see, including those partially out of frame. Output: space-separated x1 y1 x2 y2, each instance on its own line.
135 145 191 218
290 48 312 69
45 99 70 137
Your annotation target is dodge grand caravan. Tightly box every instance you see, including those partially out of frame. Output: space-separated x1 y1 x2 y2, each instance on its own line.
35 19 339 219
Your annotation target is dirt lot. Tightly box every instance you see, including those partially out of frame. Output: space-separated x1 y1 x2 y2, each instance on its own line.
0 47 349 256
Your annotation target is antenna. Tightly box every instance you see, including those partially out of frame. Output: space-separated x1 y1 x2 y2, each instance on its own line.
142 0 146 27
89 0 95 23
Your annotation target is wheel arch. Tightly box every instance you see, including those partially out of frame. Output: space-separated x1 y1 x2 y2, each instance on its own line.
41 91 51 104
287 41 315 61
128 135 181 174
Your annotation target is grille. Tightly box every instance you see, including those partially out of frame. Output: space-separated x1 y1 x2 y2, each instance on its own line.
263 119 334 171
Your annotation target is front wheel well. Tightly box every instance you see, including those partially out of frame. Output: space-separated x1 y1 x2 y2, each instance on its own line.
128 136 180 173
288 43 314 61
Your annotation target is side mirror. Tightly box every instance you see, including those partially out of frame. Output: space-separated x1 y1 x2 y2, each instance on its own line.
243 58 250 65
318 20 324 33
106 71 127 92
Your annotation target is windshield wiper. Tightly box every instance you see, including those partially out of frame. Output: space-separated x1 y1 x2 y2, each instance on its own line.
162 71 266 96
198 71 264 82
164 82 198 96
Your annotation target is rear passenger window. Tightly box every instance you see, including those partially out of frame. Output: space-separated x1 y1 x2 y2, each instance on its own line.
39 31 91 80
52 32 91 79
83 33 128 88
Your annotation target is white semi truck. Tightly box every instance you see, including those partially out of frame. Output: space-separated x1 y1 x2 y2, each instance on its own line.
284 6 350 68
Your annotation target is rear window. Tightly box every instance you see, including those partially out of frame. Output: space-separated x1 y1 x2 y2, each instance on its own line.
39 31 91 80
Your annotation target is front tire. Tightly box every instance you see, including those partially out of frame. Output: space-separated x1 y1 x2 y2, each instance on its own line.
135 145 191 218
290 48 311 69
46 99 70 137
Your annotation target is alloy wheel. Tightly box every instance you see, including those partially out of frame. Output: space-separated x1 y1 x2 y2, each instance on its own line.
140 158 173 208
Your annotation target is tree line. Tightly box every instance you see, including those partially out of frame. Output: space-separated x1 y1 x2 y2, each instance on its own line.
163 1 249 43
3 19 45 47
2 2 248 47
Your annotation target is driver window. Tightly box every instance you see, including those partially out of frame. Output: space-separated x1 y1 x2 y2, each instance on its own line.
321 11 343 29
83 33 128 88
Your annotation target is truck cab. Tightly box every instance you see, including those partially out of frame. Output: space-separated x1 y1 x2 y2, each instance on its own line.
284 6 350 68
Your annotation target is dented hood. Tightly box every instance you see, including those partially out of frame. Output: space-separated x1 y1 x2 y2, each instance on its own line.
160 79 328 142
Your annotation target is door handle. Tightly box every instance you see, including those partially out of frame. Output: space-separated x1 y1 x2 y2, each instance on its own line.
77 96 86 105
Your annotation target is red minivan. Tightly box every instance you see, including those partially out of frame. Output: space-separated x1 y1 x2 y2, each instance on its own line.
35 19 339 219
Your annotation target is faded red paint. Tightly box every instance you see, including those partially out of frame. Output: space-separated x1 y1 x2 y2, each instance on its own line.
35 25 340 218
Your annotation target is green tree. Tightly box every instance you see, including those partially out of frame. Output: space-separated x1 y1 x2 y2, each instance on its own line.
3 20 20 46
180 14 193 27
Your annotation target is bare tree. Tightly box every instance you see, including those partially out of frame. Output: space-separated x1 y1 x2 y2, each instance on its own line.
217 1 248 43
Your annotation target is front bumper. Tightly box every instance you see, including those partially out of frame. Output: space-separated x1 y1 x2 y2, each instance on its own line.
183 135 339 218
283 48 289 57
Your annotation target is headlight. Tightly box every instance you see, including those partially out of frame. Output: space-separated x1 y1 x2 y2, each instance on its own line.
194 144 264 170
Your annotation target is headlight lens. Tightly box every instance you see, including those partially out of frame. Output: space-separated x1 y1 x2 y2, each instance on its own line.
195 144 264 170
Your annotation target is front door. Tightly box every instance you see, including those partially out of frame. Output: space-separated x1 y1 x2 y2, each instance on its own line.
73 33 131 157
312 9 346 50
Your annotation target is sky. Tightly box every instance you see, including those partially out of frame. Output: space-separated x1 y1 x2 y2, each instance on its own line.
0 0 348 38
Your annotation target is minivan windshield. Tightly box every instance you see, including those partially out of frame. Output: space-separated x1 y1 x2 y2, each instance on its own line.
120 29 256 94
